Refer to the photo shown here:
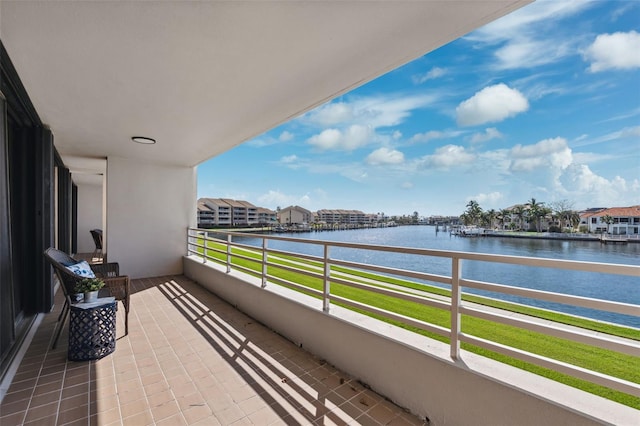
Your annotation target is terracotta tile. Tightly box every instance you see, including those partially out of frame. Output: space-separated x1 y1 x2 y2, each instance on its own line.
0 397 31 416
1 387 34 405
246 405 281 425
366 399 396 424
29 389 64 408
147 389 177 408
117 384 145 403
119 397 149 419
3 275 423 426
142 378 168 395
150 400 180 422
23 401 59 423
0 411 26 426
61 383 89 400
31 380 63 397
156 413 189 426
10 370 38 384
182 403 214 425
171 380 198 399
4 377 37 394
23 413 57 426
237 395 269 416
36 371 64 386
92 406 121 425
57 404 89 424
122 409 153 426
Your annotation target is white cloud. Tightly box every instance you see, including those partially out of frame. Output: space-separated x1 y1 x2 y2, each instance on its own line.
257 190 314 209
279 131 294 142
494 38 573 70
410 129 464 144
456 84 529 127
465 1 592 70
468 0 592 44
572 125 640 148
366 147 405 166
509 137 572 172
558 164 640 206
412 67 447 84
307 125 373 151
257 190 294 206
419 145 476 170
304 94 435 129
468 191 503 206
584 31 640 72
392 130 402 140
278 155 302 169
470 128 503 144
305 102 354 126
401 182 413 189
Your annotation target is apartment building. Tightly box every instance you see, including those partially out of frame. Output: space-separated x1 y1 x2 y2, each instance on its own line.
317 209 367 224
197 198 276 228
278 205 313 225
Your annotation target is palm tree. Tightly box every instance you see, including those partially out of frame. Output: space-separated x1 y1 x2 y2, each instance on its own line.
498 208 512 230
464 200 483 226
601 214 614 234
485 209 497 229
526 198 539 231
512 205 526 231
527 198 548 232
568 211 581 231
538 206 552 231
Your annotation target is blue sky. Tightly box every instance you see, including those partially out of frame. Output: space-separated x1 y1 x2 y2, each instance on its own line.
198 0 640 217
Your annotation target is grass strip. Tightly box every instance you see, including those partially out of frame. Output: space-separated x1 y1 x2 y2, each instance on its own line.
196 239 640 408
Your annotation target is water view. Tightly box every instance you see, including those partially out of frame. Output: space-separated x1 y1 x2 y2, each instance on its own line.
230 226 640 328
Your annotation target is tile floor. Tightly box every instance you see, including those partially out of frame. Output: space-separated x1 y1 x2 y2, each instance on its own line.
0 275 425 425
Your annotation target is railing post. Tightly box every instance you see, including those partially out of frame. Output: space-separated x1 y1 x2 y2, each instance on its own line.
203 231 207 264
450 257 462 359
186 228 190 256
323 245 331 312
262 238 268 288
226 234 232 273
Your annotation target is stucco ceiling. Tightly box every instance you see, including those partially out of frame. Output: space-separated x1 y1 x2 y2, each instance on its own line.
1 1 531 174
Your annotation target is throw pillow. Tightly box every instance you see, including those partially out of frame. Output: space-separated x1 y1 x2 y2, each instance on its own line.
65 260 96 278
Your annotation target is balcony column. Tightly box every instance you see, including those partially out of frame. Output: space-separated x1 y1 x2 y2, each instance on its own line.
106 156 196 278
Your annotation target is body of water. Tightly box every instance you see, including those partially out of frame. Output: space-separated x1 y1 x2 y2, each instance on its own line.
229 226 640 327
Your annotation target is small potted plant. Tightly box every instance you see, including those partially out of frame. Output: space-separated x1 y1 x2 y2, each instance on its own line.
74 278 105 303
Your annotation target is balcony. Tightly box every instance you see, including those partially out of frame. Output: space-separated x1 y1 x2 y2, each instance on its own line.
0 274 424 425
183 229 639 425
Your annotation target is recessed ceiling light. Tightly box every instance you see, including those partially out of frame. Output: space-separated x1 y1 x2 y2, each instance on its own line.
132 136 156 144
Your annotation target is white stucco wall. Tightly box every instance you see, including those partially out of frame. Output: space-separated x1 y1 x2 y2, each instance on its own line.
75 181 103 253
107 156 196 278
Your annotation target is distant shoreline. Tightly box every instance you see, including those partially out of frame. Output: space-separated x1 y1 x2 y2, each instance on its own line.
450 229 640 244
202 225 640 244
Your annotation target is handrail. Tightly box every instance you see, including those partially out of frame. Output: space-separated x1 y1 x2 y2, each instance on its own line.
186 227 640 397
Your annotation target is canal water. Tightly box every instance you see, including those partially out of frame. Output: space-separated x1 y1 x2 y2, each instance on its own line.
229 226 640 327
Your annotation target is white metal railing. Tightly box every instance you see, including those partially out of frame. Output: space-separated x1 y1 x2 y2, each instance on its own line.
186 227 640 397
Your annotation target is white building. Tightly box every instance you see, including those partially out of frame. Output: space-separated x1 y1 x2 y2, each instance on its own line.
580 206 640 234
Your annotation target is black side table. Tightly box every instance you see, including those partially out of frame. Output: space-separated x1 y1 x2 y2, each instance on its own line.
68 299 117 361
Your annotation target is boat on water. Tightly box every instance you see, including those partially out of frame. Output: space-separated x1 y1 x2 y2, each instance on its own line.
451 225 486 236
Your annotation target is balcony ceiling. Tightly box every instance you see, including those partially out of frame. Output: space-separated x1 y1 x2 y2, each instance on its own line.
0 1 531 173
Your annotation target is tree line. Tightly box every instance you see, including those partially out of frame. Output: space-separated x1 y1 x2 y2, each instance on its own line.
460 198 583 232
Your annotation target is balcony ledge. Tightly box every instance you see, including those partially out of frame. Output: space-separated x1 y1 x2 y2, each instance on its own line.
184 255 639 426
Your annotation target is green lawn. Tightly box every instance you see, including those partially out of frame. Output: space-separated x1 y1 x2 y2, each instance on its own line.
195 239 640 408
